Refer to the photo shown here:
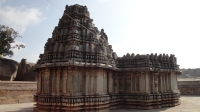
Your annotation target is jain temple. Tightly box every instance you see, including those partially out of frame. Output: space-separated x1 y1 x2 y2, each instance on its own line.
33 4 181 112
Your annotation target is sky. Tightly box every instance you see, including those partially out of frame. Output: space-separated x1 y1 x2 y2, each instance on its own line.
1 0 200 69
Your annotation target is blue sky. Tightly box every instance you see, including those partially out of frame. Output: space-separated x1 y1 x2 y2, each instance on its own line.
1 0 200 68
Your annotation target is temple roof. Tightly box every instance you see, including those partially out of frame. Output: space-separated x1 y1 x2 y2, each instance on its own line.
35 4 180 72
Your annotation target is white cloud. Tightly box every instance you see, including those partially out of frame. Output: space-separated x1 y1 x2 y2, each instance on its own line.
0 1 45 34
123 0 200 68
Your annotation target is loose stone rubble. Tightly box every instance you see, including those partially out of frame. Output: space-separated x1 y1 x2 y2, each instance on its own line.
33 4 181 112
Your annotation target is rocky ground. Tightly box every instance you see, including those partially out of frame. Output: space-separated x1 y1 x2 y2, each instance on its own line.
0 95 200 112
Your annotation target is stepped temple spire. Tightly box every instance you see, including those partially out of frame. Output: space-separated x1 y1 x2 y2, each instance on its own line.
34 4 181 112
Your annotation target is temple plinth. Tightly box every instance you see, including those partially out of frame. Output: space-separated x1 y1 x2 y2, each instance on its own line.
33 4 181 112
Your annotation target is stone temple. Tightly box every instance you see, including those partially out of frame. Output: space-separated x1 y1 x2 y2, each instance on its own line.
34 4 181 112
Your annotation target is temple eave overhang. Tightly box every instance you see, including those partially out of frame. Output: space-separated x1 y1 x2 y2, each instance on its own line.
34 62 180 74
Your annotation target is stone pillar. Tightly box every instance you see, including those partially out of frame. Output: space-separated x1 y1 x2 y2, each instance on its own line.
113 75 119 93
41 69 44 94
44 68 50 94
131 73 133 92
139 72 147 92
85 69 89 95
94 70 97 94
133 73 135 92
67 68 72 95
51 68 54 95
154 73 158 93
159 73 163 93
136 73 139 91
107 71 110 93
78 68 81 94
59 68 63 95
108 71 113 93
82 69 86 95
166 73 169 92
90 69 94 94
165 73 168 92
73 67 80 95
56 68 60 95
119 75 124 92
96 69 104 95
49 68 52 94
124 75 127 92
152 73 154 93
81 69 84 94
89 69 92 94
145 72 149 93
62 67 67 94
103 70 107 94
37 70 41 94
168 73 171 92
162 73 165 92
170 72 178 92
116 75 119 93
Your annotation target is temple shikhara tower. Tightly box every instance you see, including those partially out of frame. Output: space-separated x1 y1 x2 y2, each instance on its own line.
34 4 181 112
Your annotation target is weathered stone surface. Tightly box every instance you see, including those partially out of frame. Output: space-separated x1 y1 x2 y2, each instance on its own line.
178 81 200 95
0 81 37 104
0 58 19 81
14 59 37 81
34 4 181 112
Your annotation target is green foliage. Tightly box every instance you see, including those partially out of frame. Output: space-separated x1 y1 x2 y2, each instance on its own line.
0 25 25 57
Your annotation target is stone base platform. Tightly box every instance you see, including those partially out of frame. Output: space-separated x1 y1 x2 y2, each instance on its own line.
33 93 180 112
0 95 199 112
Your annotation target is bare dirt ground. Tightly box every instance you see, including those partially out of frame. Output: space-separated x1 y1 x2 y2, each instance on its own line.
0 95 200 112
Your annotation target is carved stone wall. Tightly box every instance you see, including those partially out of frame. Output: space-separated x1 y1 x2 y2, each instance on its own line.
0 81 36 104
178 81 200 95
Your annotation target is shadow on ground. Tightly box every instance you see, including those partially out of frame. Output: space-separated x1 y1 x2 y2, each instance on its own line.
6 107 33 112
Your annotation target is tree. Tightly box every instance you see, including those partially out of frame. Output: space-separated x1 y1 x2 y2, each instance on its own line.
0 25 25 57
